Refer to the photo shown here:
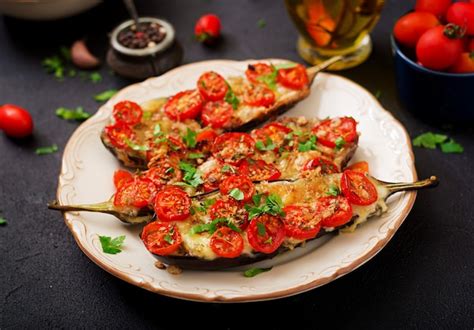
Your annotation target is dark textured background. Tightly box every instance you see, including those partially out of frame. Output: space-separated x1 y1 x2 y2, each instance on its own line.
1 0 473 328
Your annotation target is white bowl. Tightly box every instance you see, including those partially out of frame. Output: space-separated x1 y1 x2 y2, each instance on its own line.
0 0 101 20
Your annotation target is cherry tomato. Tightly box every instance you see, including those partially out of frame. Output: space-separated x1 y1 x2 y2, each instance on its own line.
113 169 133 189
219 175 255 202
104 123 135 149
283 205 321 240
239 159 281 181
0 104 34 138
277 64 309 90
447 2 474 36
201 100 233 129
303 157 339 175
141 222 182 256
197 129 217 144
212 132 255 165
346 161 369 173
450 52 474 73
341 170 378 206
202 163 236 192
195 14 221 44
114 177 157 208
312 117 358 148
316 196 353 228
415 0 452 18
197 71 228 101
393 12 440 48
164 90 203 121
209 198 249 230
210 227 244 258
253 122 291 149
416 25 464 70
142 159 182 186
242 83 276 107
247 214 285 254
245 63 274 83
154 186 191 222
112 101 142 126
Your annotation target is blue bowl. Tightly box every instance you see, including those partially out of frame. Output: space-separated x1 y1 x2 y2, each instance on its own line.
391 35 474 122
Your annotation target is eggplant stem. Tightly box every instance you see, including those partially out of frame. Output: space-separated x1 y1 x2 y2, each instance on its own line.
381 176 439 196
307 55 345 77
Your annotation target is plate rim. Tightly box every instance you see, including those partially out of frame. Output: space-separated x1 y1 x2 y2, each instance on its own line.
57 59 417 303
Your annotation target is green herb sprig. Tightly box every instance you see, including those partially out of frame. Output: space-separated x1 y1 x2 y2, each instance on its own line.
36 144 58 155
99 235 126 254
190 218 242 235
244 267 272 277
56 106 91 121
413 132 463 153
245 193 285 220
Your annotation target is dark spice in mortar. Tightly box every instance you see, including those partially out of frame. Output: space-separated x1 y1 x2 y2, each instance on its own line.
118 22 166 49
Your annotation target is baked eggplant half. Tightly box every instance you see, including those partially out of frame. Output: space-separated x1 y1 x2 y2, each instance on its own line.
100 59 337 169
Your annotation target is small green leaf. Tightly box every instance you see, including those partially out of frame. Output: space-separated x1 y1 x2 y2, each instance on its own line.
257 18 266 28
0 216 7 225
164 228 175 245
229 188 244 201
413 132 448 149
244 267 272 278
440 139 464 154
179 161 203 187
94 89 117 102
36 144 58 155
256 137 276 151
188 152 205 159
125 138 149 151
327 185 340 197
221 164 236 173
298 135 318 152
183 128 197 148
42 55 65 79
334 137 346 151
153 124 161 136
257 222 266 236
56 106 91 121
99 235 125 254
224 82 240 110
273 62 297 70
89 72 102 83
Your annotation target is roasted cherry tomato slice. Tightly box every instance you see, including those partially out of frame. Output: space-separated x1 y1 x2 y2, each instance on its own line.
316 196 353 228
210 227 244 258
253 122 291 149
154 186 191 222
247 214 285 254
164 89 203 121
303 157 339 175
113 169 133 189
104 123 135 149
277 64 308 90
201 100 233 129
239 159 281 181
219 175 255 202
341 170 378 206
202 163 236 192
212 132 255 165
141 222 182 256
197 71 228 101
245 63 274 83
114 177 157 208
283 205 321 240
210 198 249 230
312 117 357 148
112 101 143 126
346 161 369 173
142 159 182 186
242 83 276 107
196 129 217 144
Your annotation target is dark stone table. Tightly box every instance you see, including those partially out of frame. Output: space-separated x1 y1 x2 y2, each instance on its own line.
1 0 472 328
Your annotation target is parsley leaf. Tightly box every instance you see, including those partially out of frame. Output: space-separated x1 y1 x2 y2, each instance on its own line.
94 89 117 102
183 128 197 148
244 267 272 278
89 72 102 83
245 193 285 220
192 198 217 214
188 152 205 159
255 137 276 151
298 135 318 152
273 63 297 70
224 82 240 110
125 138 149 151
99 235 125 254
190 218 242 235
413 132 448 149
334 137 346 151
42 55 65 79
229 188 244 201
0 216 7 225
163 228 175 245
222 164 236 174
256 63 297 90
327 185 341 196
153 124 162 137
257 18 266 28
179 161 203 187
56 106 91 121
36 144 58 155
440 139 464 153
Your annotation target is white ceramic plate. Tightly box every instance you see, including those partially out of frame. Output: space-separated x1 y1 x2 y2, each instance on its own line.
57 59 417 302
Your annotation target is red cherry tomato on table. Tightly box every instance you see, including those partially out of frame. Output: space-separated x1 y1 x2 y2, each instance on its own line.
247 214 285 254
303 157 339 175
113 169 133 189
450 52 474 73
104 123 135 149
197 71 228 101
242 83 276 107
393 12 440 48
164 89 203 121
112 101 142 126
316 196 353 228
219 175 255 202
245 63 274 84
141 222 182 256
312 117 358 148
195 14 221 44
239 159 281 181
210 227 244 258
154 186 191 222
446 2 474 36
341 170 378 206
201 100 233 129
416 25 464 70
113 177 158 209
209 198 249 230
415 0 452 18
0 104 34 138
283 205 321 240
212 132 255 165
277 64 309 90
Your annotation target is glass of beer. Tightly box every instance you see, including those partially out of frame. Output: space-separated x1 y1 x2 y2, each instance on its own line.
285 0 385 70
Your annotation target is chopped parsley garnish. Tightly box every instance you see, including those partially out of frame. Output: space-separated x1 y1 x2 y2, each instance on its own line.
165 167 175 174
99 235 125 254
0 216 7 225
36 144 58 155
327 185 341 197
257 222 266 236
56 106 91 121
229 188 244 201
334 137 346 151
179 161 203 187
163 228 175 245
153 124 162 137
298 135 318 152
192 198 217 213
42 55 65 79
190 218 242 235
256 62 297 90
255 137 276 151
245 193 285 220
243 267 272 278
440 139 464 153
257 18 266 28
224 82 240 110
89 72 102 83
412 132 463 154
125 138 149 151
222 164 236 173
94 89 117 102
183 128 197 148
188 152 205 159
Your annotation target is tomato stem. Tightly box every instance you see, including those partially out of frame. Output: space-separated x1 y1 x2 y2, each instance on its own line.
443 24 465 39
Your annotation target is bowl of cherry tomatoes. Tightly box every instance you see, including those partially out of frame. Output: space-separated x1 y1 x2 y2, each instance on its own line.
392 0 474 121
